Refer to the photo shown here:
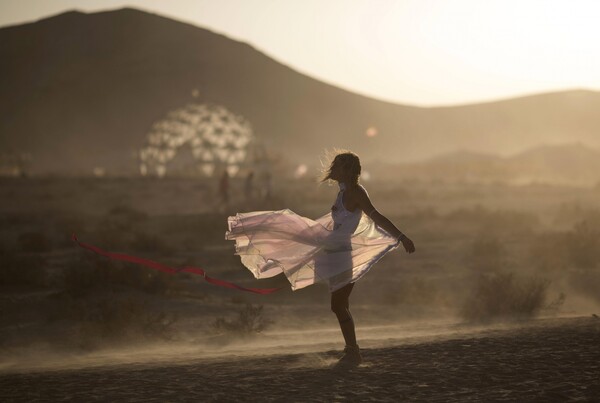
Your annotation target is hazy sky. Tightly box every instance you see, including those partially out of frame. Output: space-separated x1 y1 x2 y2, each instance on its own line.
2 0 600 106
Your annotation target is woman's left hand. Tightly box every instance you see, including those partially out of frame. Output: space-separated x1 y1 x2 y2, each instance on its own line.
401 237 415 253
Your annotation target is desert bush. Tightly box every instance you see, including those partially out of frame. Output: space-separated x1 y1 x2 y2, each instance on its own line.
529 220 600 272
528 231 567 272
554 203 600 227
17 231 52 253
461 272 552 322
544 292 566 315
46 293 177 349
380 277 442 307
465 235 507 272
230 295 247 304
55 214 87 247
185 213 229 245
212 303 273 337
61 256 108 296
108 203 148 223
94 220 130 249
129 230 173 254
565 221 600 269
92 204 149 249
445 207 538 236
76 297 177 349
62 255 178 297
568 270 600 303
0 246 47 287
0 213 30 228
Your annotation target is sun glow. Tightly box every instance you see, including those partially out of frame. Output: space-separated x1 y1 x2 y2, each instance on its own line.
347 0 600 105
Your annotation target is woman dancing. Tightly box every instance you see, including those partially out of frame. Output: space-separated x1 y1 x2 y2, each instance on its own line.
226 151 415 367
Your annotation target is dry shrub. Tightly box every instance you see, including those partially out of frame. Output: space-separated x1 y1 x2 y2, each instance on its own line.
230 295 247 304
568 270 600 303
565 221 600 269
380 277 442 307
445 207 538 235
212 303 273 337
554 203 600 227
46 293 177 350
186 213 229 245
129 230 173 254
62 255 178 297
76 297 177 349
529 220 599 303
55 214 87 247
461 272 552 322
528 231 567 272
0 213 30 228
17 231 52 253
465 235 507 272
108 203 148 223
93 203 173 256
0 246 47 287
529 219 600 272
94 219 130 249
93 203 149 249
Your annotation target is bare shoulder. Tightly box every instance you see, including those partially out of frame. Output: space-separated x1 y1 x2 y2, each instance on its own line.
348 184 372 206
351 184 375 214
347 184 367 195
354 184 370 199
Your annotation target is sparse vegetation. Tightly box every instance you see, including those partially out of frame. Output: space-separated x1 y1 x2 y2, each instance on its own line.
565 221 600 269
1 176 599 358
17 231 52 253
45 293 177 350
61 255 179 297
0 246 47 287
380 277 442 308
129 230 173 254
108 203 148 223
528 216 600 303
461 272 553 322
212 303 273 337
444 207 538 236
465 235 507 272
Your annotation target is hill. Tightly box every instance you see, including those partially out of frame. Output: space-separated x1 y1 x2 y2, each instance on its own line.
1 8 600 175
368 143 600 185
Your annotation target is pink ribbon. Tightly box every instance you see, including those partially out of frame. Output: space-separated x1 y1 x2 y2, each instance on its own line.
72 234 281 295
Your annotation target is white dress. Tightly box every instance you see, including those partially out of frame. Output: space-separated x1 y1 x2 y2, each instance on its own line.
225 183 400 291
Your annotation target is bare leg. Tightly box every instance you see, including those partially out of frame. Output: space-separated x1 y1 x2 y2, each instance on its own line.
331 282 362 367
331 282 357 347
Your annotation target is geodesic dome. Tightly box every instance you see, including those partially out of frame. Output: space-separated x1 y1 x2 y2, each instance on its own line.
139 103 254 177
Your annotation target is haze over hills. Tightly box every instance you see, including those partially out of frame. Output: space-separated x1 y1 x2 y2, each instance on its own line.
1 8 600 175
368 143 600 186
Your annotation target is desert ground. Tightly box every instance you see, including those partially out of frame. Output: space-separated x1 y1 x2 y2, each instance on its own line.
1 317 598 401
1 175 600 401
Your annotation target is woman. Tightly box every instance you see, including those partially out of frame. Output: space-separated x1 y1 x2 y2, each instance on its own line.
226 151 415 367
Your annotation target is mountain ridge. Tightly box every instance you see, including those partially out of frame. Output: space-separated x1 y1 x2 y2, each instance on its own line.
366 142 600 186
1 8 599 175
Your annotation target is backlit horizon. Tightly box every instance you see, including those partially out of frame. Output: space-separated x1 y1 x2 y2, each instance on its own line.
1 0 600 107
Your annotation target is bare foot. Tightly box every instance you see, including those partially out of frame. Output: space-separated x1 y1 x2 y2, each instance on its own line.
333 345 362 370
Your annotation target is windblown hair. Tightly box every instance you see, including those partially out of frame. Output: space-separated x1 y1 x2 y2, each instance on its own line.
320 150 361 185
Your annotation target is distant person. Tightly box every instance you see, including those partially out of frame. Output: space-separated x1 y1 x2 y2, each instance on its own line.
244 170 254 202
219 170 230 205
226 151 415 368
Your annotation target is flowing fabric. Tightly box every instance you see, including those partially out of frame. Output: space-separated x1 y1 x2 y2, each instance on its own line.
225 184 400 291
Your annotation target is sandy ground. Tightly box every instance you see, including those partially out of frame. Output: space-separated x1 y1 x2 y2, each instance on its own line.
1 316 598 402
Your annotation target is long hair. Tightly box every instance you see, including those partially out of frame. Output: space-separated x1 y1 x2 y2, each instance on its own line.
320 149 361 185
